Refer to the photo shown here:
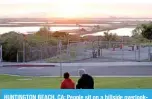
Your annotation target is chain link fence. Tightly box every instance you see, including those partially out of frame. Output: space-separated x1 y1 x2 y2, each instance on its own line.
95 41 150 62
16 40 152 62
17 41 60 62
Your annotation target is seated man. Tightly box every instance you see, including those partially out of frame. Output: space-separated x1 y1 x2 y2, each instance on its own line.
60 72 75 89
76 69 94 89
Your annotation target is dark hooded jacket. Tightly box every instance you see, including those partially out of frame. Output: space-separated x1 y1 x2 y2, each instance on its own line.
76 74 94 89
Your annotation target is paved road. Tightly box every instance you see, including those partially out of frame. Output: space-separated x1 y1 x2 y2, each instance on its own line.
0 62 152 77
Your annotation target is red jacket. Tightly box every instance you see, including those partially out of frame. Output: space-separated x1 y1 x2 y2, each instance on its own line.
60 78 75 89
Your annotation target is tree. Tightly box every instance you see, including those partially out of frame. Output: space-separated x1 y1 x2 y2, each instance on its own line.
103 31 119 49
140 23 152 61
103 31 118 41
0 31 24 62
52 31 70 45
133 22 152 61
0 31 58 62
35 26 51 37
26 34 58 46
141 23 152 41
52 31 69 38
132 25 148 43
68 34 81 42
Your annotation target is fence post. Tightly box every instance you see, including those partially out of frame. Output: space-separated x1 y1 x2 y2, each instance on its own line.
23 40 25 62
66 38 70 57
58 40 62 77
23 34 27 62
17 51 19 62
135 45 137 61
138 44 140 62
148 45 151 61
108 41 110 49
100 41 102 56
0 45 2 62
100 47 102 57
97 36 100 57
40 50 42 61
121 43 124 61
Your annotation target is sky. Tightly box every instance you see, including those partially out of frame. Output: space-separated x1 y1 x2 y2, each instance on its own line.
0 0 152 18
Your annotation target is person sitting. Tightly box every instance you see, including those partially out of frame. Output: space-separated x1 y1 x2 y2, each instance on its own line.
60 72 75 89
76 69 94 89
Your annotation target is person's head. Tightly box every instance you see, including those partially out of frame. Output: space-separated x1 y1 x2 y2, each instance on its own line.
64 72 70 79
78 69 86 77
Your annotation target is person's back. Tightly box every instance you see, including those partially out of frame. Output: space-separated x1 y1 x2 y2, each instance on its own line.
76 69 94 89
60 72 75 89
